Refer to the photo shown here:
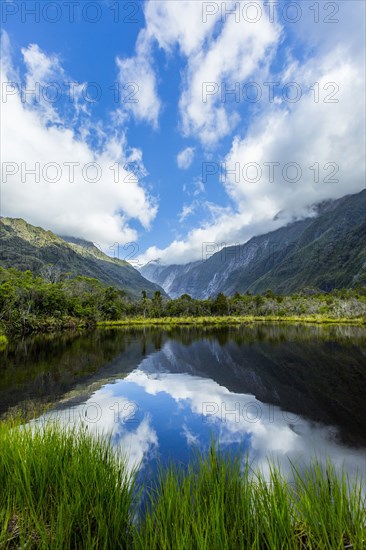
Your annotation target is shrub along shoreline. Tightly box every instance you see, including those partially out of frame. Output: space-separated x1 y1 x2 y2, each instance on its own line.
1 421 365 549
1 267 365 337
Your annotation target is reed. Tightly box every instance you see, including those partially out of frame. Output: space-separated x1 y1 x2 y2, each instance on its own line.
136 449 365 549
1 422 365 549
0 419 136 549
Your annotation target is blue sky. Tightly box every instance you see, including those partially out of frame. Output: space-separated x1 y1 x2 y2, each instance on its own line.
1 0 365 265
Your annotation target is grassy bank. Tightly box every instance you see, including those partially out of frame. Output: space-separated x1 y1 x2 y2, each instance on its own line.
97 314 366 328
1 422 365 549
0 421 136 549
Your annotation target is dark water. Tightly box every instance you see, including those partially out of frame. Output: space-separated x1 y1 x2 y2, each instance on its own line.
1 324 365 479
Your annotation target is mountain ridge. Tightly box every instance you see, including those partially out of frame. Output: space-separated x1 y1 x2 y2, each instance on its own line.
0 218 166 299
140 190 366 298
1 189 364 300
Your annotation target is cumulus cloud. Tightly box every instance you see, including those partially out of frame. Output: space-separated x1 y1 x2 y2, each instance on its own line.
120 1 280 147
139 206 284 265
116 30 161 128
2 0 364 266
223 48 365 221
179 7 280 146
144 0 219 57
21 43 63 89
177 146 195 170
143 0 281 147
116 0 220 133
137 1 365 264
140 49 365 264
0 32 158 249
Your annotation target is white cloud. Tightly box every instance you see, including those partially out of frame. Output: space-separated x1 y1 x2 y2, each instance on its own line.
182 424 199 446
121 1 280 147
178 202 197 223
142 0 281 147
115 0 220 131
13 43 65 124
137 2 365 264
223 48 365 221
183 176 205 197
139 206 283 265
144 0 219 57
21 43 63 88
179 5 281 147
177 146 195 170
284 0 365 62
0 33 158 249
2 0 364 266
116 30 161 128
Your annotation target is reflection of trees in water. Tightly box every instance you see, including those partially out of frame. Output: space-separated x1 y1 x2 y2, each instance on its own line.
0 330 142 414
137 324 366 347
151 331 163 351
215 329 229 347
141 332 147 356
2 325 366 445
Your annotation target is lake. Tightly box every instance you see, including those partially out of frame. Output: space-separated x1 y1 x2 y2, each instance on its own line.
1 324 365 481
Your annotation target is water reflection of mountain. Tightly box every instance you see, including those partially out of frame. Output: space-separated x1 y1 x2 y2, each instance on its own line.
1 325 365 448
138 325 366 447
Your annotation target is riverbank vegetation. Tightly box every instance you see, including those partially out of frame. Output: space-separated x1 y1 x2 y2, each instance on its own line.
98 314 366 328
1 267 365 336
1 421 365 549
0 420 135 549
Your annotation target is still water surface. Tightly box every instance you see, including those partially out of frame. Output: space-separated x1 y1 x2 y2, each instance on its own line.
1 324 365 480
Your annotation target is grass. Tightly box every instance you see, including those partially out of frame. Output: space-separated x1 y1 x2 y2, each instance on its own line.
0 420 137 549
97 315 366 328
137 450 366 550
1 422 365 549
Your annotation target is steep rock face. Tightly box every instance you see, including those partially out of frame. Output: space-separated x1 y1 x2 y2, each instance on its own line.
0 218 166 298
140 261 201 298
140 190 366 297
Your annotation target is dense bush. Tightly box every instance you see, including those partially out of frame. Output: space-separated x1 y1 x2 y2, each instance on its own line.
0 267 365 335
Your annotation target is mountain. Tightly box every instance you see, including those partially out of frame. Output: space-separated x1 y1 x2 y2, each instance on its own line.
140 260 201 298
0 218 166 298
141 190 366 298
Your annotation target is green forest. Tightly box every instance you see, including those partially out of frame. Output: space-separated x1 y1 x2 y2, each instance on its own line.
1 267 365 337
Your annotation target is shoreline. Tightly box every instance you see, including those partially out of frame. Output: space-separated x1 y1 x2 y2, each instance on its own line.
97 315 366 328
1 315 365 343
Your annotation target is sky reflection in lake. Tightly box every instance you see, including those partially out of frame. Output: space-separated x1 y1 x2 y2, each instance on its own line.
37 325 366 482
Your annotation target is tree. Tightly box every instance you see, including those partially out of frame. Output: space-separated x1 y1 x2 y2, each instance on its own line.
176 294 193 316
254 294 265 314
101 287 122 320
180 294 192 301
152 290 163 316
140 290 149 318
211 293 228 316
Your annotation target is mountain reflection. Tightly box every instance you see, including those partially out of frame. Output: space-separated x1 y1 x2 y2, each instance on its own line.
8 324 362 481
